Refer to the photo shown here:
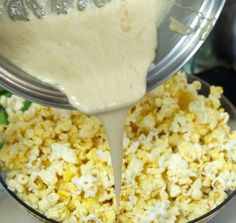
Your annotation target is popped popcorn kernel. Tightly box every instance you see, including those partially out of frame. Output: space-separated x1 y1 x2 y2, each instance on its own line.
0 73 236 223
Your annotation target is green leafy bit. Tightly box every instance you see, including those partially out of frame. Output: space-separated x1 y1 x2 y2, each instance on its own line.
21 100 32 112
0 107 8 125
0 91 12 98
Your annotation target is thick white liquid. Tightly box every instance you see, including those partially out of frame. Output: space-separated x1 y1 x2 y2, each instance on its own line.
0 0 172 205
99 109 128 205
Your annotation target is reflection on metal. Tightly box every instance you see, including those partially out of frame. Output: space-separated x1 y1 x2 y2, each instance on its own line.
25 0 45 18
77 0 88 10
7 0 29 21
51 0 74 14
184 0 236 74
2 0 112 20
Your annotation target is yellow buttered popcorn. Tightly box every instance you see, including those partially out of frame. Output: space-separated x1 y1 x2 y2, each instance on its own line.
0 72 236 223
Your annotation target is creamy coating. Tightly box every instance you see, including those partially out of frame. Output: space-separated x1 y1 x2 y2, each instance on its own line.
0 0 171 205
0 0 163 114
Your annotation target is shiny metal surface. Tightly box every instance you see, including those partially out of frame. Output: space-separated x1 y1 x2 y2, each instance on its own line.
147 0 226 91
0 0 111 20
214 0 236 69
185 0 236 74
0 0 226 110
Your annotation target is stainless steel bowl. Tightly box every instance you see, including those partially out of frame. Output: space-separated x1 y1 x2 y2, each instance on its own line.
0 75 236 223
0 0 225 110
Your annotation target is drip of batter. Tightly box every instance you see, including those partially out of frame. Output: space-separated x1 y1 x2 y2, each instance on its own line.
0 0 172 205
99 108 128 206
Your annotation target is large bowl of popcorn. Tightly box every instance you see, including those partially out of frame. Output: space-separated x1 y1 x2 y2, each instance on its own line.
0 73 236 223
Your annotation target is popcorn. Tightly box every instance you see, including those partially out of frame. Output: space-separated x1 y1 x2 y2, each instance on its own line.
166 154 197 184
63 164 78 182
134 201 170 223
96 150 112 166
103 209 116 223
1 72 236 223
140 114 155 131
50 143 78 164
171 114 193 134
0 95 24 115
37 161 64 186
179 142 202 162
190 179 203 201
124 157 143 185
169 184 181 198
15 173 29 185
80 214 102 223
39 197 52 212
72 175 98 198
7 179 24 193
98 169 114 188
126 140 140 154
223 137 236 161
212 170 236 191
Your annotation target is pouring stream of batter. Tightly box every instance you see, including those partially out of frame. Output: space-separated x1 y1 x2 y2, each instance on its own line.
0 0 172 205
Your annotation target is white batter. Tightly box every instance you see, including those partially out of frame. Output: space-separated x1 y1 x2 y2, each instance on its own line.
0 0 171 206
